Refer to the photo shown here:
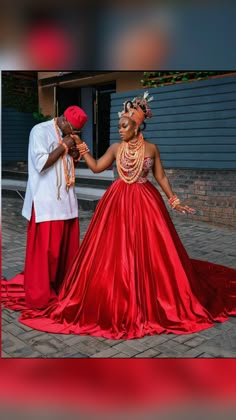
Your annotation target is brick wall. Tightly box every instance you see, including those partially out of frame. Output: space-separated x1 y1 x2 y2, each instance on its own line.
113 167 236 228
156 169 236 228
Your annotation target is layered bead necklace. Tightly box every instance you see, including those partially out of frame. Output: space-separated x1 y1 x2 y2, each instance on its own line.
116 133 145 184
54 118 75 197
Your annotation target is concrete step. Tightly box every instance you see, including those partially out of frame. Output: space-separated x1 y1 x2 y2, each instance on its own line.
2 179 109 211
2 169 28 181
75 168 114 188
2 167 115 188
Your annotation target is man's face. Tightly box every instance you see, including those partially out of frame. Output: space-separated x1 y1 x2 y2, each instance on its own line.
62 116 78 136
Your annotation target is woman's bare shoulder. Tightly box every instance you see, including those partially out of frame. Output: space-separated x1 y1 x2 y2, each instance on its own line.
109 142 120 150
144 140 160 155
108 142 120 157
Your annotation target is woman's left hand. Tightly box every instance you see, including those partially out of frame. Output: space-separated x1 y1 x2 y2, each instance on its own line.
174 203 196 214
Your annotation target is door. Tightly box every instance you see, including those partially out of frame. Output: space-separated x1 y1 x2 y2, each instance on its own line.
94 85 116 159
57 86 81 115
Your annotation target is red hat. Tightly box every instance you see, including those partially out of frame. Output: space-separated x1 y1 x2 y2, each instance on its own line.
64 106 88 130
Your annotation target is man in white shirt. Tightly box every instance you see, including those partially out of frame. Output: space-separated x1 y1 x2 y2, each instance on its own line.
21 105 88 308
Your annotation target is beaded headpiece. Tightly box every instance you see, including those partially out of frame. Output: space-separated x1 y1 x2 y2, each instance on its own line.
118 91 153 127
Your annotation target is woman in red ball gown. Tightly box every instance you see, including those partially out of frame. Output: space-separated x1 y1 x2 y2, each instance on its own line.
2 92 236 339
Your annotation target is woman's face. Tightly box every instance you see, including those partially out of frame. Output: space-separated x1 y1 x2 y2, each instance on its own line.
118 117 137 142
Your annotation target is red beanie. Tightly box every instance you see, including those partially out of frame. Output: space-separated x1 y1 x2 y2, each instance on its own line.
64 106 88 130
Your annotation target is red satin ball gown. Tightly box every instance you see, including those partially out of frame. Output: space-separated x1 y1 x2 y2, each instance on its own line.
3 157 236 339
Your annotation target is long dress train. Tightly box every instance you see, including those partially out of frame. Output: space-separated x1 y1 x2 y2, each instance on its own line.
2 158 236 339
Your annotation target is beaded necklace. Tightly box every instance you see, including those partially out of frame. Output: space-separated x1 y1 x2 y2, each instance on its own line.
54 118 75 196
116 133 145 184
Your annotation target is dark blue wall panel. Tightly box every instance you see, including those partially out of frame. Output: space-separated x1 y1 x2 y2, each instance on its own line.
2 108 36 165
80 87 94 154
110 76 236 169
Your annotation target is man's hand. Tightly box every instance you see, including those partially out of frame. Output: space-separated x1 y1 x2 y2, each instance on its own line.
68 145 80 161
70 134 83 145
63 135 76 149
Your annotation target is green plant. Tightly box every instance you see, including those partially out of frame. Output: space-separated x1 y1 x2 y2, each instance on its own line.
33 109 52 123
2 72 38 112
141 71 233 88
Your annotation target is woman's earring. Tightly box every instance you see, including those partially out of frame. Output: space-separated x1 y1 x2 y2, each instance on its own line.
135 129 138 135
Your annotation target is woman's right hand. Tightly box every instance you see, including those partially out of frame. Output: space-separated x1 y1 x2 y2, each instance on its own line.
175 203 196 215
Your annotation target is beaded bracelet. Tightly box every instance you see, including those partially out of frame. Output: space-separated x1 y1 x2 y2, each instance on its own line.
168 194 180 209
76 142 90 156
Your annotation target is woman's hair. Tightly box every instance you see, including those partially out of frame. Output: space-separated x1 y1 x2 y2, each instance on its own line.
124 101 134 113
140 121 146 131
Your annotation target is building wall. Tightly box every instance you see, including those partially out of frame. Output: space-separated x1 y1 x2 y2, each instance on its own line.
38 86 55 117
110 75 236 227
38 72 70 80
38 72 143 116
116 72 143 92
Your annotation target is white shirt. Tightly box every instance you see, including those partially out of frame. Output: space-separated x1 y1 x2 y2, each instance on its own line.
22 119 79 223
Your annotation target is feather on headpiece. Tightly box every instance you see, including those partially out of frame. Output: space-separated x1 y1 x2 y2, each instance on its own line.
118 91 153 126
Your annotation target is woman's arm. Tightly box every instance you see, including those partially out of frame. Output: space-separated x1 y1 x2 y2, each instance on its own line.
152 145 195 214
72 135 119 173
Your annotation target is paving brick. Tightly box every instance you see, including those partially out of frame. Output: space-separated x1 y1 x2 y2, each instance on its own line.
181 348 206 358
198 352 219 358
111 352 130 358
27 334 71 355
45 348 88 358
1 351 11 358
100 338 124 345
134 348 161 358
90 348 120 358
139 335 174 347
111 342 139 357
154 350 183 358
67 341 109 357
196 331 236 357
3 332 30 353
172 333 202 344
122 340 152 353
182 336 207 348
4 347 43 358
198 328 223 338
3 322 31 336
167 342 192 353
54 334 91 346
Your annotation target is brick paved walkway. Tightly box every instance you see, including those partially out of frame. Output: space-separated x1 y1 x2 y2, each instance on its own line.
2 196 236 358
